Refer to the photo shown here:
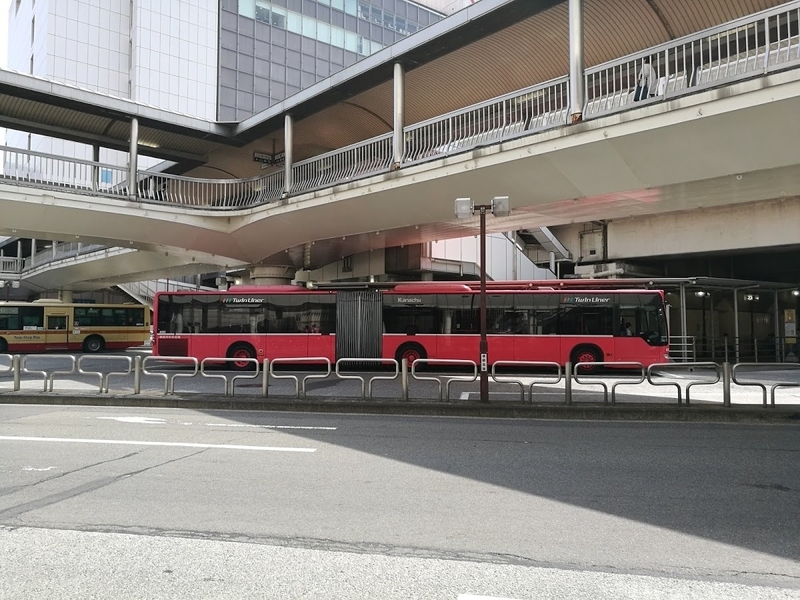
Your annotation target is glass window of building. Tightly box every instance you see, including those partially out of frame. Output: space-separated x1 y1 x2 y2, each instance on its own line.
230 0 444 117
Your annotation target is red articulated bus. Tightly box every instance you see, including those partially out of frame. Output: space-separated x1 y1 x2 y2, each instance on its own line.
153 281 669 371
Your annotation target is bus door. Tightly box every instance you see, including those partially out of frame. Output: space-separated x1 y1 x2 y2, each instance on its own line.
335 290 383 360
45 314 70 350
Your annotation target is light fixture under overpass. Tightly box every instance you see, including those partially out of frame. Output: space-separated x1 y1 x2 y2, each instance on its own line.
454 196 511 404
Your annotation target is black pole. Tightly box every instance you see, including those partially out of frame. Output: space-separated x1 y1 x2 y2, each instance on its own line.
479 206 489 403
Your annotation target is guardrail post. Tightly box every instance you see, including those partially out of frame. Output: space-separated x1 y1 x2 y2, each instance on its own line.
262 359 269 397
722 362 732 407
133 355 142 395
401 358 409 402
13 355 20 392
564 361 573 405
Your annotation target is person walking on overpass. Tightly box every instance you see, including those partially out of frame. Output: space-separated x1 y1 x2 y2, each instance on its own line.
634 56 656 101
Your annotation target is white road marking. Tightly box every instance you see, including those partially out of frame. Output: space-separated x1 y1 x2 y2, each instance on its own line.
97 417 167 424
202 423 337 431
458 595 521 600
94 417 336 431
0 436 316 452
22 466 57 471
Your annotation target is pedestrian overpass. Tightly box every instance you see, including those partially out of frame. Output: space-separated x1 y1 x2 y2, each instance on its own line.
1 0 799 278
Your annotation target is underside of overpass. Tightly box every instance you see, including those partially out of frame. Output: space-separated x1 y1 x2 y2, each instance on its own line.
2 68 800 279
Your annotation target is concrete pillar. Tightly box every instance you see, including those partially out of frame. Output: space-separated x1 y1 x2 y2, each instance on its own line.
59 290 74 303
31 238 37 267
733 288 740 363
92 144 100 191
393 62 405 167
679 282 688 362
284 114 293 195
52 241 57 261
250 265 296 286
568 0 585 123
774 291 781 361
129 117 139 198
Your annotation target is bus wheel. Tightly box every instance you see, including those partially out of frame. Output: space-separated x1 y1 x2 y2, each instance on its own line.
83 336 105 353
571 345 602 374
0 338 7 354
227 343 256 371
395 343 427 369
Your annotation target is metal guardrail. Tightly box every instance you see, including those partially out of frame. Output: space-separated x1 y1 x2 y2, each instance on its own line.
77 355 133 394
490 361 563 403
731 362 800 406
645 362 721 404
269 357 331 399
2 4 796 210
410 359 478 402
2 355 799 407
573 362 646 405
335 358 399 400
140 356 199 394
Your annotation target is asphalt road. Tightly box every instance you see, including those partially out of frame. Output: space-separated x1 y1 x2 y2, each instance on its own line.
1 404 799 599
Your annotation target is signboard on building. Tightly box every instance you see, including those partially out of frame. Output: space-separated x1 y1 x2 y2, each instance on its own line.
253 151 286 169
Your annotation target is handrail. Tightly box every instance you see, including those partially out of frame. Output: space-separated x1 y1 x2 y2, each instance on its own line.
1 2 798 209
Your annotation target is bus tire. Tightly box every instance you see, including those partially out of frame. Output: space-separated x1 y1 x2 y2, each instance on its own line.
227 343 257 371
395 343 427 369
83 335 105 353
0 337 7 354
570 345 602 374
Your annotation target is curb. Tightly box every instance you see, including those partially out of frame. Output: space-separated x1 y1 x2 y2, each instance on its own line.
2 393 800 423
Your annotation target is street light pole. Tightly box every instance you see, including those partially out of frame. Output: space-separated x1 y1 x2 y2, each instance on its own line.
455 196 510 404
479 205 489 402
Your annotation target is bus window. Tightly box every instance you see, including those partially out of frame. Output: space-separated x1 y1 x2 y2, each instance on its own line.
383 294 441 335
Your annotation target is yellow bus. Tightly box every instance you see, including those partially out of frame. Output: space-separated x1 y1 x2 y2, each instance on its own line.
0 300 151 354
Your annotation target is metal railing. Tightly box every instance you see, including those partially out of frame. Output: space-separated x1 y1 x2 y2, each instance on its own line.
668 336 697 362
403 77 569 164
584 1 800 118
292 133 394 194
2 354 799 407
0 3 798 210
0 256 23 274
136 169 285 209
1 146 129 197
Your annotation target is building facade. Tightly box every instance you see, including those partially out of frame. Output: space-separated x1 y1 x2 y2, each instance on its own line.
5 0 218 160
219 0 444 120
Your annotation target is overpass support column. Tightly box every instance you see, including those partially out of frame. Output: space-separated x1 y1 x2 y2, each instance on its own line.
92 145 100 192
250 266 296 286
568 0 585 124
393 62 405 167
59 290 73 303
679 282 688 362
284 114 294 196
128 117 139 199
30 238 37 267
